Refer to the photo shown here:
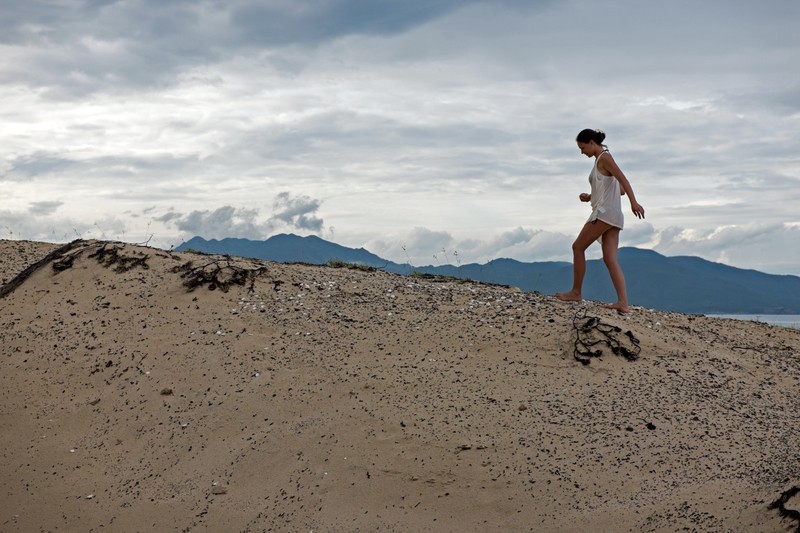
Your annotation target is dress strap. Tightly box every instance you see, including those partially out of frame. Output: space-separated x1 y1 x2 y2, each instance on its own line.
594 150 611 174
594 151 605 168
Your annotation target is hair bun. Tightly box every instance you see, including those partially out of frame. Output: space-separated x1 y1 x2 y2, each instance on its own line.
594 129 606 143
575 128 608 145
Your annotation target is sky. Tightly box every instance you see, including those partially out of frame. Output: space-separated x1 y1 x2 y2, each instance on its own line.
2 0 799 274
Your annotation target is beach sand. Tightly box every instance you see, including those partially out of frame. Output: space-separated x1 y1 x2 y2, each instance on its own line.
1 239 798 532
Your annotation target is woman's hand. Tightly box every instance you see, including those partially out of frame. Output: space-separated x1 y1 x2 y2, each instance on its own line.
579 193 591 202
631 202 645 219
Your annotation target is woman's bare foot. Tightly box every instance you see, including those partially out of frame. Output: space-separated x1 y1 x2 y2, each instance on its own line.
602 302 631 314
555 291 582 302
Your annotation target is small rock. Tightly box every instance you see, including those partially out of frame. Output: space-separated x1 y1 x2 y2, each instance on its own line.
211 486 228 495
160 388 173 395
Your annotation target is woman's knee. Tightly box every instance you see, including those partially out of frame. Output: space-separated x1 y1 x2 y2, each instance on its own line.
572 239 589 253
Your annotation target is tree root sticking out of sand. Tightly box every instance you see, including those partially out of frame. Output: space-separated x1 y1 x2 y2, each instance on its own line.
769 486 800 532
0 239 86 299
572 308 641 365
174 257 268 292
86 242 150 272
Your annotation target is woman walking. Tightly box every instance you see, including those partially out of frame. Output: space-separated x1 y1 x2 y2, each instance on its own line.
555 129 645 314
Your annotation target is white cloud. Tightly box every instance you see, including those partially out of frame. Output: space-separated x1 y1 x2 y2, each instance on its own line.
652 223 800 274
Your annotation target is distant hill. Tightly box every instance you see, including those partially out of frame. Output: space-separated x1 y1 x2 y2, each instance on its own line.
176 234 800 314
177 234 390 267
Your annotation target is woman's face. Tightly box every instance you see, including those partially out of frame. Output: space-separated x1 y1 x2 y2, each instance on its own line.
577 141 595 157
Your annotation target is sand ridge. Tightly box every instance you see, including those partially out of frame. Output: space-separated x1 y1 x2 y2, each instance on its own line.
1 239 799 532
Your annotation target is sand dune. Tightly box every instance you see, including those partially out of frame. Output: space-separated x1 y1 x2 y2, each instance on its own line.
1 239 798 532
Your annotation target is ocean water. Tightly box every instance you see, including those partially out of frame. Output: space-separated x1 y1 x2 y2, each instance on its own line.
707 314 800 331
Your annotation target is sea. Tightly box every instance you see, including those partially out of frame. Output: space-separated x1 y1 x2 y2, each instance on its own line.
707 314 800 331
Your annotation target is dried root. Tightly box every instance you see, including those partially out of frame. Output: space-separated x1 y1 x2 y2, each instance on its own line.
769 486 800 532
174 257 267 292
572 308 641 365
87 243 149 272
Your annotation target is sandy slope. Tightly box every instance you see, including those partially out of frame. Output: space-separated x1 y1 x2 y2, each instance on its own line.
1 239 798 532
0 240 61 286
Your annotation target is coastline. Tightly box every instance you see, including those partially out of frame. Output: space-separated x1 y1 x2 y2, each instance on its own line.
707 314 800 331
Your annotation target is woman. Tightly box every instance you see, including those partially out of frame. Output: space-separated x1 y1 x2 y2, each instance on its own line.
555 129 645 314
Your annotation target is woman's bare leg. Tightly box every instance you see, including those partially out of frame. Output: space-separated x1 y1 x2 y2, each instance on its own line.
555 220 612 302
599 228 631 313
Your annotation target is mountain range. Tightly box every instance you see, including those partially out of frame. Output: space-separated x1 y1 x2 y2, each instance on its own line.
175 234 800 314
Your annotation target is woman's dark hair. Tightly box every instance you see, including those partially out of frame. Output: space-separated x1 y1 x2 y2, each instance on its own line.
576 128 606 145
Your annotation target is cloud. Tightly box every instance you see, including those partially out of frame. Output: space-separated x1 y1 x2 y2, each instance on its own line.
0 0 541 98
3 150 204 187
228 0 477 47
0 0 223 96
654 223 777 256
360 221 800 277
454 228 578 264
157 192 324 240
651 223 800 274
3 152 77 180
403 227 455 262
28 201 63 216
0 208 127 242
269 192 323 232
620 222 658 247
722 85 800 117
167 206 266 239
365 226 574 267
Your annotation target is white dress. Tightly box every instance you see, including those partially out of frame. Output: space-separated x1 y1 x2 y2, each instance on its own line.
587 151 624 230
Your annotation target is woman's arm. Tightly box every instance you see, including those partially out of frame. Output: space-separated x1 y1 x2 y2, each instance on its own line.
599 155 645 219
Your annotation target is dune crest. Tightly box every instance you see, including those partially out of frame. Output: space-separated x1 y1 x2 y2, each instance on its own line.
2 239 799 532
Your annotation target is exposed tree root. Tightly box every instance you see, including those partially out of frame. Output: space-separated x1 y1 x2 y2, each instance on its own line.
87 242 150 272
0 239 85 299
769 486 800 532
174 257 268 292
2 240 268 298
572 308 641 365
